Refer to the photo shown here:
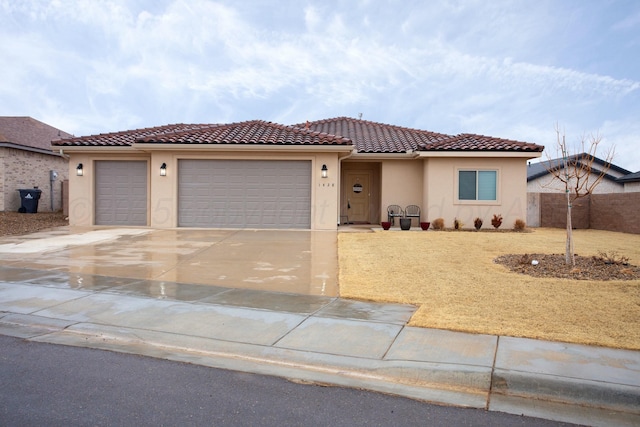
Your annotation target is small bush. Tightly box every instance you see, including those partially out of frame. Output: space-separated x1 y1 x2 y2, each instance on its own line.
514 219 526 231
491 214 502 229
594 251 629 266
454 218 464 230
473 217 483 230
432 218 445 230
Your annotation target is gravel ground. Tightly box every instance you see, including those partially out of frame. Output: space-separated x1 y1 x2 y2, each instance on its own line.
0 211 69 237
495 253 640 281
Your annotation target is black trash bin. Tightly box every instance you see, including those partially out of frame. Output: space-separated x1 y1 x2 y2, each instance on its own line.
18 188 42 213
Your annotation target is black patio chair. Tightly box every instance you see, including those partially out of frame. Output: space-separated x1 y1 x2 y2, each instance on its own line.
405 205 421 223
387 205 404 225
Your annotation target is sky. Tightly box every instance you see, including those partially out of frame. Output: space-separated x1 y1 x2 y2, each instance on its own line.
1 0 639 171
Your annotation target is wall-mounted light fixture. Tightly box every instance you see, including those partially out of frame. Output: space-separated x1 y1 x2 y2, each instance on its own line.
321 164 328 178
160 163 167 176
76 163 84 176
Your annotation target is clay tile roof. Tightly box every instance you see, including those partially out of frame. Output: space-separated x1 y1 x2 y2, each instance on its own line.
53 123 211 147
298 117 451 153
53 120 352 147
137 120 352 146
418 133 544 152
0 116 72 150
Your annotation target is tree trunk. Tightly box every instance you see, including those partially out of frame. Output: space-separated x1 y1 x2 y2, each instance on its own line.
566 192 575 265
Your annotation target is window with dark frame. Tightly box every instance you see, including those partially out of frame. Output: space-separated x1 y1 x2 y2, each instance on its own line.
458 170 497 201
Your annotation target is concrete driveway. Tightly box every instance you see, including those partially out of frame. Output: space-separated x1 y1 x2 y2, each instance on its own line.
0 227 339 297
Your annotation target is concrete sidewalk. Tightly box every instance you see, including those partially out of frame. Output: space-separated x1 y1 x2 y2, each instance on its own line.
0 265 638 427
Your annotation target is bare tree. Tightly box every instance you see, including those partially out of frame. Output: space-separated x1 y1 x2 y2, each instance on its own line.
545 125 615 265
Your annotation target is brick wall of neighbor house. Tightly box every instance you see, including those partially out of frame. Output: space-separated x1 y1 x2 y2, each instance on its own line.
0 149 5 211
591 193 640 234
539 193 590 229
2 147 69 212
536 192 640 234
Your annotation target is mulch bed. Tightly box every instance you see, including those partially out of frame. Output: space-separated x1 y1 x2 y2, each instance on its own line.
0 212 69 237
494 253 640 281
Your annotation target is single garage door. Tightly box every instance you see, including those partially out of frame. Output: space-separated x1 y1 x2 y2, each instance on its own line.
95 161 148 226
178 159 311 229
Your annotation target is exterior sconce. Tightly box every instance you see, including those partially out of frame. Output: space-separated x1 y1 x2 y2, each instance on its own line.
76 163 84 176
160 163 167 176
321 164 328 178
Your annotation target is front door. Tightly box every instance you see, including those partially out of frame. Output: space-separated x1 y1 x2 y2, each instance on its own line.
345 171 371 223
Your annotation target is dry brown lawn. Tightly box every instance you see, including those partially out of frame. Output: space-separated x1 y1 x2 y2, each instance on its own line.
338 228 640 350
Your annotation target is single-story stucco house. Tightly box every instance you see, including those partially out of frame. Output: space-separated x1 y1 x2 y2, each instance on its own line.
52 117 544 230
527 154 631 195
1 116 72 212
617 171 640 192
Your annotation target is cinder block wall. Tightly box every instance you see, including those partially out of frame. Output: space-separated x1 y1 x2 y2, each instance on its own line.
591 193 640 234
536 192 640 234
539 193 590 229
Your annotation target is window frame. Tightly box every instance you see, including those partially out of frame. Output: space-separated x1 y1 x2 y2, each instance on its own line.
456 168 500 204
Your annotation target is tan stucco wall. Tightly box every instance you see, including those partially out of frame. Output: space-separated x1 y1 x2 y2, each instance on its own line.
67 151 341 230
423 157 529 230
1 147 68 212
380 159 423 224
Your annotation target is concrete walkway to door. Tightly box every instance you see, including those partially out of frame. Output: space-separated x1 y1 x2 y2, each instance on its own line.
0 227 339 297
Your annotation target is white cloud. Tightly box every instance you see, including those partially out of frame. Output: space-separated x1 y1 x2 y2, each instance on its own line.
1 0 639 170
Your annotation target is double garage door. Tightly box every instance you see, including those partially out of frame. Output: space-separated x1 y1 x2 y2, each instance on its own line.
94 159 311 229
178 159 311 229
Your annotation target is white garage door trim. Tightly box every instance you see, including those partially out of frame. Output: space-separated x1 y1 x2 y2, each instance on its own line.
95 161 148 226
178 159 311 229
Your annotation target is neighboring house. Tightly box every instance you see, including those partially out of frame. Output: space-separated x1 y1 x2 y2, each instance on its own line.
527 154 630 194
0 117 72 212
526 154 632 227
52 117 543 230
617 171 640 192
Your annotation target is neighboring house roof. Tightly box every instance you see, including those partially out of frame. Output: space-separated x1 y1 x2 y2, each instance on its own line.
527 154 631 182
297 116 450 153
617 171 640 183
0 116 72 155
